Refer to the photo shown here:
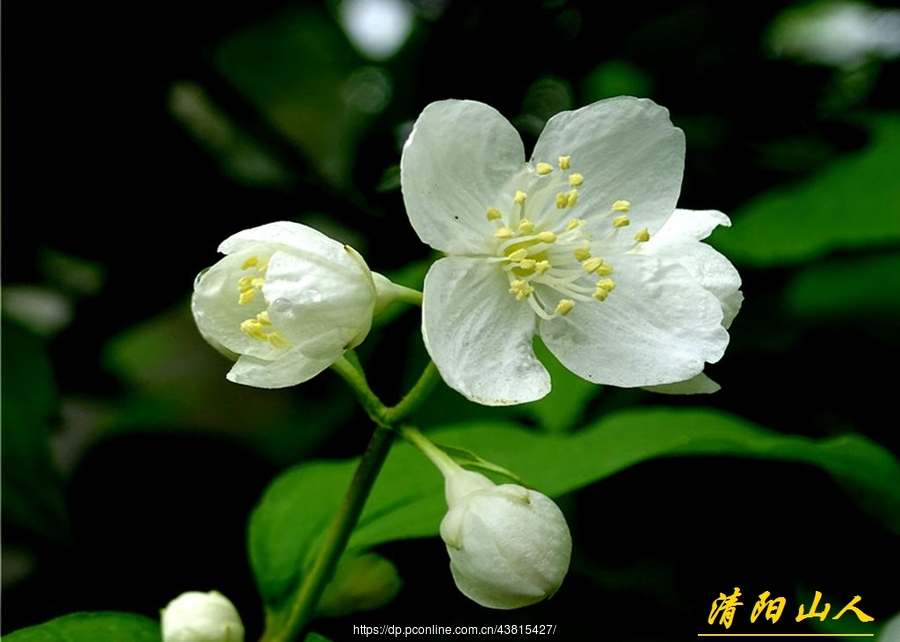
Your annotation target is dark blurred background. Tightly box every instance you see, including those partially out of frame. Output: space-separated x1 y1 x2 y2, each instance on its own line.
3 0 900 639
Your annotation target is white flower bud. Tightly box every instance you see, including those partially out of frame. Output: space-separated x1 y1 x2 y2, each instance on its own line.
192 222 381 388
440 469 572 609
161 590 244 642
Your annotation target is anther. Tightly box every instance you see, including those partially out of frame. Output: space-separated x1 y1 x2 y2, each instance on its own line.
537 231 557 243
514 190 527 205
556 193 569 209
558 156 571 170
495 226 515 239
612 200 631 212
555 299 575 316
535 260 551 274
241 256 260 270
268 332 290 349
565 189 579 207
612 215 631 228
568 173 584 187
634 228 650 242
239 290 255 305
507 248 528 262
509 280 534 300
583 257 604 273
486 207 502 221
573 248 591 262
536 162 554 175
593 288 610 302
596 279 616 293
566 218 585 231
518 219 534 233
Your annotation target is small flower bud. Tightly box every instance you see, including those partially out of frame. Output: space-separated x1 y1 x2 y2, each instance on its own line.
440 469 572 609
161 591 244 642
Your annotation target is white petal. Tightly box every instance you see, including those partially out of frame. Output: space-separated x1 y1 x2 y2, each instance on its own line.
540 253 729 388
643 209 744 328
227 349 335 389
192 251 277 359
401 100 526 254
219 221 350 263
422 256 550 405
532 97 685 241
263 249 375 358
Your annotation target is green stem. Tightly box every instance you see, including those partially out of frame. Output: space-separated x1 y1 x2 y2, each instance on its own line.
399 425 458 478
260 424 395 642
259 359 440 642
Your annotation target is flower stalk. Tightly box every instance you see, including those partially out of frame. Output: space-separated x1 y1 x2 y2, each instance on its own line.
259 358 438 642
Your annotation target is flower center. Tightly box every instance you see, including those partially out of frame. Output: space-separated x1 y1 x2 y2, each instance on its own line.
237 255 291 348
484 155 650 320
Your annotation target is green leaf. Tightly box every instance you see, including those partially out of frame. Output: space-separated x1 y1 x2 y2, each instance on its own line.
0 318 69 541
249 408 900 616
785 251 900 322
3 612 160 642
712 114 900 266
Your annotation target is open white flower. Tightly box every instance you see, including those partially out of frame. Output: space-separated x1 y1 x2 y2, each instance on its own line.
400 97 742 405
192 222 381 388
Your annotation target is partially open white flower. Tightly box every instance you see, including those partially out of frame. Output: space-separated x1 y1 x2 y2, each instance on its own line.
440 468 572 610
192 222 381 388
400 97 742 405
161 590 244 642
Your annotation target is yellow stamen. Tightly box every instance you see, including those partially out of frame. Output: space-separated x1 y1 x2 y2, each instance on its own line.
556 193 569 209
239 290 255 305
241 256 260 270
582 257 604 273
596 262 614 276
509 280 534 300
537 231 557 243
558 156 571 170
268 332 290 349
519 258 536 271
566 218 585 231
535 260 551 274
514 190 527 205
634 228 650 243
486 207 502 221
612 215 631 228
518 219 534 233
593 288 610 302
573 248 591 262
495 226 515 239
597 278 616 292
612 200 631 212
565 189 579 207
507 248 528 262
536 162 554 175
555 299 575 316
568 173 584 187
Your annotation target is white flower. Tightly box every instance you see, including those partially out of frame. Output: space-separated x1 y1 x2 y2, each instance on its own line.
192 222 381 388
161 590 244 642
400 97 742 405
440 468 572 610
